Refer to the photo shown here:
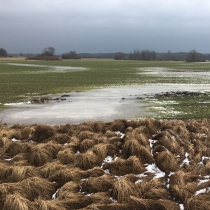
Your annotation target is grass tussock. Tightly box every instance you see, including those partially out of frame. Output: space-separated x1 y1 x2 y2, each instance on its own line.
28 143 61 166
122 140 153 164
1 118 210 207
89 192 112 204
3 193 30 210
49 167 87 184
130 196 179 210
57 148 75 164
81 174 114 193
59 195 92 209
15 177 56 201
91 143 117 162
32 125 55 143
57 181 80 199
0 165 40 183
185 195 210 210
33 199 66 210
111 177 138 203
75 150 99 170
104 156 145 176
136 178 170 200
4 142 27 158
155 151 179 174
79 139 97 153
110 119 128 132
0 137 10 148
54 134 70 144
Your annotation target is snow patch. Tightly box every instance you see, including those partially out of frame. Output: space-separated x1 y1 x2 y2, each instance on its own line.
52 188 60 199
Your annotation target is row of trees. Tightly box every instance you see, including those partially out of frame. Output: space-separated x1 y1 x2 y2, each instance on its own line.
115 49 209 62
1 46 209 62
115 50 157 60
61 51 81 59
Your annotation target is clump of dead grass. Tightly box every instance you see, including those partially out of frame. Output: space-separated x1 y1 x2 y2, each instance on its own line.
155 151 179 174
54 134 70 144
81 174 114 193
15 177 56 201
130 196 179 210
32 125 55 143
4 142 27 158
33 199 66 210
75 150 99 170
57 181 80 199
0 165 40 183
3 193 30 210
111 177 138 203
27 142 61 166
109 119 128 132
104 156 145 176
122 140 153 164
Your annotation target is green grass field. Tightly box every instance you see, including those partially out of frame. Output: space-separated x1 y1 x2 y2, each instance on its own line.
0 58 210 118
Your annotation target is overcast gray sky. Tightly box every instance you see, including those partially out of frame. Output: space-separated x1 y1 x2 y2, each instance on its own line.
1 0 210 54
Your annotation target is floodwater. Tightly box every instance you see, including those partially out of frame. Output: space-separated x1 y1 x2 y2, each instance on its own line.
1 84 210 125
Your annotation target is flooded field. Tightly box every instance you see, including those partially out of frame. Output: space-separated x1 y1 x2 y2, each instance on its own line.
1 84 210 125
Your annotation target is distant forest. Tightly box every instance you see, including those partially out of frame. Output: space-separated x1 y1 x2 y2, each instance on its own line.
1 47 210 62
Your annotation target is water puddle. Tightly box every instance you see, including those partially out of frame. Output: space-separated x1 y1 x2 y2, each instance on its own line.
1 84 210 125
6 63 86 73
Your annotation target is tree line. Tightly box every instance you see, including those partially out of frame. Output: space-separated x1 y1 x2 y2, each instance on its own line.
115 49 210 62
1 46 210 62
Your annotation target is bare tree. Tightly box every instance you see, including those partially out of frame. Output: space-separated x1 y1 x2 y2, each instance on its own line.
0 48 8 57
42 47 55 56
185 50 205 62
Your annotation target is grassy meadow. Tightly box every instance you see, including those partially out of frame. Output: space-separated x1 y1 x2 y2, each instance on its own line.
0 58 210 118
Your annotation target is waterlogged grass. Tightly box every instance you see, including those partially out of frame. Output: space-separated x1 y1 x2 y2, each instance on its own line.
0 58 210 114
144 93 210 119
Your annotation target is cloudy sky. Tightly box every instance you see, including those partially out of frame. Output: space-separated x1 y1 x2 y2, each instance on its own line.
1 0 210 54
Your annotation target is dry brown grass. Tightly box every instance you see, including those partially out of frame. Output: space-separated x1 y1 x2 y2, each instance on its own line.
57 148 75 164
15 177 56 201
74 150 99 170
136 178 170 200
4 142 27 158
109 119 128 132
130 196 180 210
111 177 138 203
79 139 97 153
33 199 66 210
81 174 114 193
57 181 81 199
1 119 210 208
54 134 70 144
122 140 153 164
27 142 61 166
155 151 179 173
0 165 40 183
185 194 210 210
49 167 86 184
0 137 10 148
169 182 198 203
3 193 30 210
32 125 55 143
91 143 117 162
104 156 145 176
